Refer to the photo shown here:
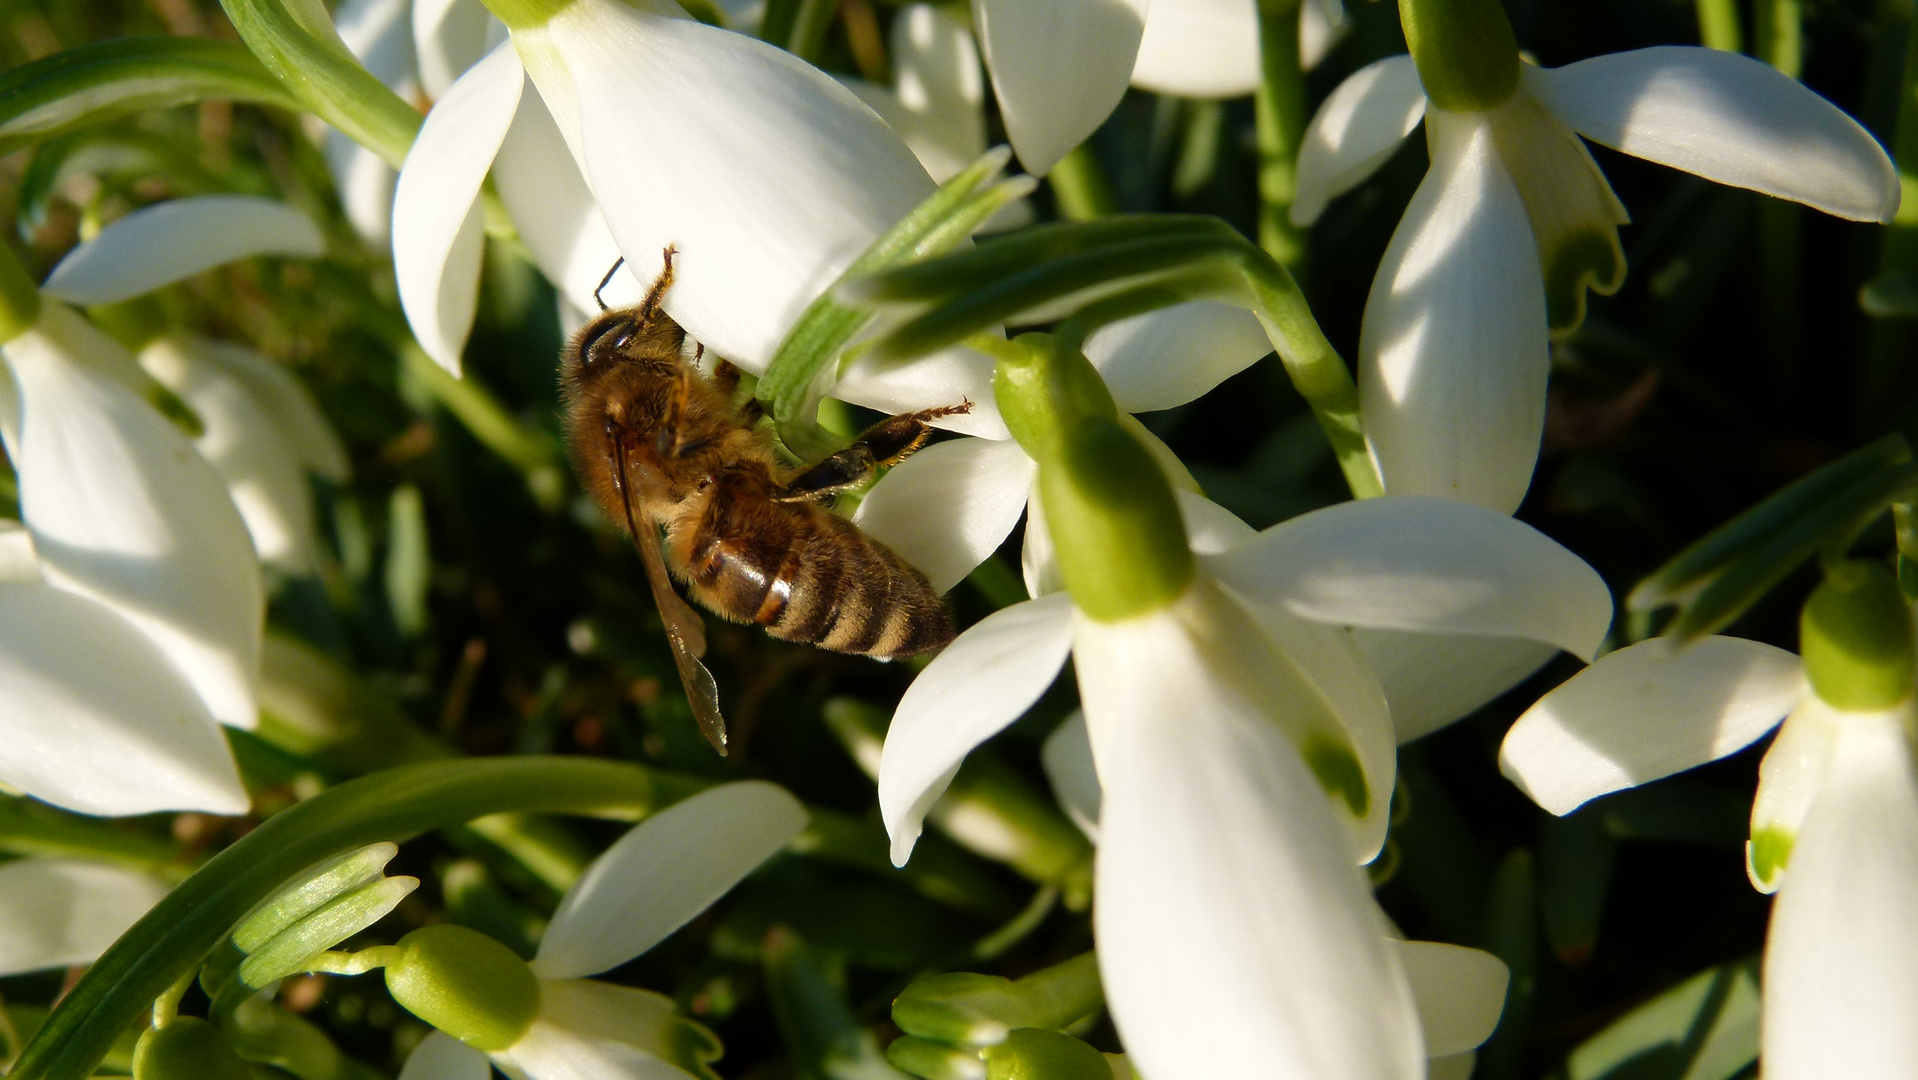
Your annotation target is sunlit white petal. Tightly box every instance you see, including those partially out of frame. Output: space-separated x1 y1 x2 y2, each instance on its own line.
413 0 501 99
834 344 1008 439
336 0 416 87
1075 605 1423 1080
1293 55 1427 226
1762 707 1918 1079
1359 111 1548 512
1130 0 1257 98
0 520 39 582
4 313 263 730
974 0 1147 174
0 858 171 975
41 196 324 306
0 582 246 815
1747 696 1841 893
184 337 349 482
534 781 807 979
400 1032 491 1080
1174 489 1258 554
1529 46 1899 223
1085 301 1272 413
1042 711 1101 841
879 594 1076 866
497 980 701 1080
886 4 987 182
1393 940 1509 1057
853 436 1034 593
1205 495 1611 658
1298 0 1347 71
1500 636 1805 816
1354 629 1558 743
394 41 524 374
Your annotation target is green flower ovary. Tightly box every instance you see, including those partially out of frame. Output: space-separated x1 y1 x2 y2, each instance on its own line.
384 925 542 1051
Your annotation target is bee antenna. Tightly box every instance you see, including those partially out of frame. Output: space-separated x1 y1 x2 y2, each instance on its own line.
594 257 627 311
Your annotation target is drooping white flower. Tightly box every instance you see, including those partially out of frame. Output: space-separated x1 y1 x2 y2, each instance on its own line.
1132 0 1349 98
879 493 1606 1079
1294 14 1899 513
327 0 423 247
396 782 807 1080
0 857 173 975
39 194 324 306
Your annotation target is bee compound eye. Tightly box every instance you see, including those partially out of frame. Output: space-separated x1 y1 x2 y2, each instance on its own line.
577 316 638 366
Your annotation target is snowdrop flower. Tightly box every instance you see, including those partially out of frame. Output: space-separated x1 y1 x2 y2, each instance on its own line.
1293 0 1900 513
0 857 172 975
1500 561 1918 1080
390 782 806 1080
396 0 1000 435
878 337 1606 1079
975 0 1348 175
327 0 421 247
841 5 987 186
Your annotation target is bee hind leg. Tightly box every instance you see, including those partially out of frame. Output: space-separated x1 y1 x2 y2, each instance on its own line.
773 401 972 502
639 245 678 317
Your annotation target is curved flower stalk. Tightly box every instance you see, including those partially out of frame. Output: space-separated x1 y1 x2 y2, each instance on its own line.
973 0 1347 175
1292 0 1900 513
1500 561 1918 1080
389 782 807 1080
877 336 1605 1079
395 0 1000 436
0 857 173 976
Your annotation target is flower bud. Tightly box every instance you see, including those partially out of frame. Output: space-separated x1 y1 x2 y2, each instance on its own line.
132 1019 252 1080
994 336 1194 623
1801 561 1916 712
384 925 541 1051
1398 0 1522 112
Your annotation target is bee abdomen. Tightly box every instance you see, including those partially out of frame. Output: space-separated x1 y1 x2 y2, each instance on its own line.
764 512 951 659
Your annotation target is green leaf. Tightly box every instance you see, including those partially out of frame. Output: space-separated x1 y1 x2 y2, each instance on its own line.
1538 807 1616 966
0 38 298 157
762 928 912 1080
1563 958 1760 1080
10 757 656 1080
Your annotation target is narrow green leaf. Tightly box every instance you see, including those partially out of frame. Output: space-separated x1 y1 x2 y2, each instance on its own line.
10 758 656 1080
1564 958 1760 1080
763 928 912 1080
1538 808 1616 965
0 38 298 157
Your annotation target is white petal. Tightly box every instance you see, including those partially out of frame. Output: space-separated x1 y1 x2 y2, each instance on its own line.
1021 486 1058 599
533 781 807 979
492 86 641 314
0 858 172 976
1499 637 1805 816
141 337 320 575
852 436 1035 593
1076 606 1424 1080
1298 0 1348 72
1205 494 1612 658
324 132 398 249
4 314 264 730
1130 0 1258 99
1353 629 1558 743
834 343 1009 440
394 41 523 375
1175 489 1258 555
1530 46 1900 223
1293 56 1426 227
1041 711 1101 841
1393 940 1509 1057
1084 300 1272 414
0 520 40 583
878 593 1076 865
413 0 500 99
1358 110 1549 513
497 980 701 1080
544 1 938 371
41 196 324 306
884 4 988 182
0 582 246 816
1762 707 1918 1079
400 1032 492 1080
336 0 417 87
182 337 349 482
1748 696 1842 893
974 0 1147 174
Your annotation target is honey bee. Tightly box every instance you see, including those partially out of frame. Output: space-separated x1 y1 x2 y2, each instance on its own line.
562 248 967 755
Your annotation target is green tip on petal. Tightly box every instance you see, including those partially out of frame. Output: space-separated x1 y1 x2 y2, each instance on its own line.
995 335 1194 622
133 1020 252 1080
1398 0 1521 112
1748 826 1794 890
1301 735 1370 818
477 0 574 30
385 925 541 1051
1801 560 1917 712
0 243 41 344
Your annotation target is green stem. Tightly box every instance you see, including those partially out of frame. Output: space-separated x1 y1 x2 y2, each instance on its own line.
217 0 421 168
399 344 566 510
10 757 656 1080
1047 144 1119 221
1695 0 1744 51
0 798 184 881
0 243 42 343
1255 0 1308 267
1237 252 1382 497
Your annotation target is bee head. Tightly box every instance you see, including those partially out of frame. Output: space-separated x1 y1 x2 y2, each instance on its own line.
571 308 643 373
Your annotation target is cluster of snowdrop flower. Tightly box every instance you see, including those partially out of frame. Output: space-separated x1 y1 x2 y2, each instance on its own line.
0 0 1912 1077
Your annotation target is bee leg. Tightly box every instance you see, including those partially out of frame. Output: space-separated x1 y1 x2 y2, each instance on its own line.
773 401 972 502
639 245 678 318
710 358 767 425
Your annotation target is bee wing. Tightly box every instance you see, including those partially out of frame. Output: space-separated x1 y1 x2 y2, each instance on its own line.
634 520 729 756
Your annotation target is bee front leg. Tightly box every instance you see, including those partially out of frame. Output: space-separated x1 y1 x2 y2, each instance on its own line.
773 402 971 502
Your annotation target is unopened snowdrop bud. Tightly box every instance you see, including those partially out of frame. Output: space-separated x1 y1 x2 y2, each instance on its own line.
1801 561 1916 712
385 924 541 1051
132 1019 252 1080
1397 0 1520 112
993 336 1193 621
